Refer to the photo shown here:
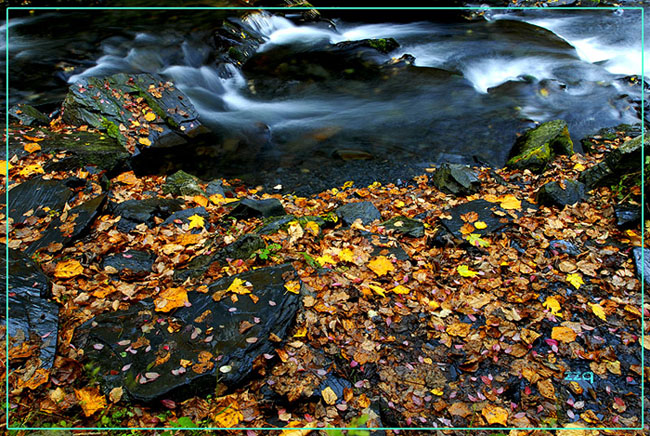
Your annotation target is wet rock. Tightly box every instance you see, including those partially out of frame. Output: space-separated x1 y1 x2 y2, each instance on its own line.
174 233 265 282
380 216 424 238
103 250 154 278
1 246 59 369
335 201 382 226
205 180 225 197
26 194 107 255
110 198 184 232
313 373 352 403
228 198 285 219
256 215 296 235
430 163 480 196
633 248 650 286
162 170 205 197
9 103 49 126
548 240 581 257
213 18 265 65
614 204 641 229
62 73 207 151
162 207 209 228
8 178 72 224
73 264 301 402
536 180 585 207
439 199 523 241
579 134 648 188
506 120 573 173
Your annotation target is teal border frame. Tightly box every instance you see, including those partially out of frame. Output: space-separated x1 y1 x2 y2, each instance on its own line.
3 4 646 432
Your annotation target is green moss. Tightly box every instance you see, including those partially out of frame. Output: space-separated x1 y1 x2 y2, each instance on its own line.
100 116 121 140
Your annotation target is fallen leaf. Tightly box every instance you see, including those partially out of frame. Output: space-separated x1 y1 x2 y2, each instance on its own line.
447 322 471 337
448 402 471 417
109 387 123 403
367 256 394 276
24 142 41 153
21 368 49 390
457 265 478 278
138 137 152 147
499 194 521 210
322 386 337 405
474 221 487 230
537 378 556 399
482 404 508 426
193 195 209 207
284 280 300 294
116 172 138 185
552 326 576 343
543 296 562 317
566 273 584 289
75 387 107 417
0 160 13 176
316 254 337 267
338 248 354 263
144 112 156 122
226 277 250 295
54 259 84 279
154 287 189 312
19 163 44 177
391 285 410 295
588 303 607 321
188 214 205 230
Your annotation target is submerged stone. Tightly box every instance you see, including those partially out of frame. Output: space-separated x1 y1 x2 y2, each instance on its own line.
335 201 382 226
26 194 107 255
1 246 59 369
73 264 301 402
506 120 573 173
430 163 480 196
536 180 585 207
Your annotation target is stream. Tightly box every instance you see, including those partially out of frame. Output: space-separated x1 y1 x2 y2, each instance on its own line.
4 6 648 193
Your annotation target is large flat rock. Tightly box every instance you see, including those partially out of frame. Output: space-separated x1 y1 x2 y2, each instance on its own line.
73 264 301 402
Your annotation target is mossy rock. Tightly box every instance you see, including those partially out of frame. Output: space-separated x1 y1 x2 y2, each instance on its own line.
506 120 573 173
162 170 205 196
579 134 649 188
9 104 49 126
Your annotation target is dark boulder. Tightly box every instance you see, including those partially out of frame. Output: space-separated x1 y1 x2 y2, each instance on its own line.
205 180 226 197
614 204 641 229
506 120 573 173
162 207 209 228
62 73 207 152
9 104 50 126
380 216 425 238
110 198 184 232
8 178 72 224
73 264 301 402
1 246 59 369
174 233 265 282
103 250 155 278
162 170 205 197
548 240 581 257
228 198 285 219
335 201 382 226
633 248 650 287
26 194 107 255
256 215 327 235
579 134 648 189
536 180 585 207
430 163 480 196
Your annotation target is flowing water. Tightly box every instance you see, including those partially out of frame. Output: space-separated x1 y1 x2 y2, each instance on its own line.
3 7 647 192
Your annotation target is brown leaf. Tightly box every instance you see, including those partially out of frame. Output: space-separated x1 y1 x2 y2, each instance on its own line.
75 386 107 416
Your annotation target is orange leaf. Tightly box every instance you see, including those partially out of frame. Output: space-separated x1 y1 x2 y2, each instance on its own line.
19 163 44 177
367 256 394 276
54 259 84 279
499 194 521 210
21 368 49 390
551 326 576 343
116 171 138 185
75 386 107 417
24 142 41 153
482 404 508 426
193 195 209 207
446 322 471 337
154 287 189 312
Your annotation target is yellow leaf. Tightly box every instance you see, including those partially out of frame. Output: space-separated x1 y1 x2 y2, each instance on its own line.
209 194 239 205
303 220 319 236
394 200 405 208
116 171 138 185
537 378 556 399
213 403 243 428
154 287 189 312
226 277 250 295
391 285 410 295
24 142 41 153
540 88 549 97
499 194 521 210
474 221 487 229
543 296 562 317
466 233 489 247
447 322 471 337
566 273 584 289
430 388 443 396
21 368 49 390
482 404 508 426
188 214 205 230
342 180 354 189
366 284 386 298
54 259 84 279
321 386 337 405
338 248 354 263
457 265 478 277
293 327 307 338
109 387 123 403
316 254 337 267
0 161 13 176
23 135 44 142
284 280 300 294
193 195 209 207
589 303 607 321
19 163 44 177
573 163 586 171
552 326 576 343
138 137 152 147
144 112 156 122
367 256 395 276
75 387 107 417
